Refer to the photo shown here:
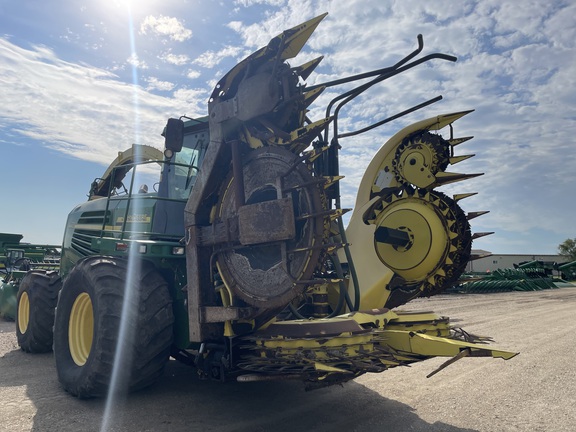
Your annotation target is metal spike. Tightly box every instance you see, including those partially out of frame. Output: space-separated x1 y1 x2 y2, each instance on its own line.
271 117 332 146
303 86 326 109
324 243 347 254
294 56 324 80
469 252 492 261
290 117 332 144
323 175 344 189
303 145 329 162
274 13 328 61
426 348 471 378
448 136 473 147
440 205 452 216
282 178 326 193
472 232 495 240
330 208 352 221
453 192 477 202
209 14 328 105
426 110 475 132
434 172 483 186
449 154 475 165
467 211 490 221
297 208 347 221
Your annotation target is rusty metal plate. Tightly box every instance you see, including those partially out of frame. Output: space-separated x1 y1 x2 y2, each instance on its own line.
238 197 295 245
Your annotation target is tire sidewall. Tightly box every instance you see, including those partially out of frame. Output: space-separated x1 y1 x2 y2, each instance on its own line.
53 256 174 398
16 270 60 352
15 275 33 342
54 257 119 396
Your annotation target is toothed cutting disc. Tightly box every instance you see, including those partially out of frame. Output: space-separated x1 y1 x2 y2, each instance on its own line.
216 146 326 309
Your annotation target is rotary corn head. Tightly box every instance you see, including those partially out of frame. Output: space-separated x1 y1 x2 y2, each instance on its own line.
14 14 516 398
176 13 517 386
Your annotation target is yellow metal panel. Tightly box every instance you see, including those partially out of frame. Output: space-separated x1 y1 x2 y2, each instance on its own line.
382 329 518 359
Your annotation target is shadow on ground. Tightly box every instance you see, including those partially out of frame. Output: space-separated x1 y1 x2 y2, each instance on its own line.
0 334 477 432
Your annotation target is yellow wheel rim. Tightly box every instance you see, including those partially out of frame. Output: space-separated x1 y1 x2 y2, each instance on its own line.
373 194 449 282
18 292 30 334
68 292 94 366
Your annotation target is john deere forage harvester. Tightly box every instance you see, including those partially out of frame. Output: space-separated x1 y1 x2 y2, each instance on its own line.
15 14 516 397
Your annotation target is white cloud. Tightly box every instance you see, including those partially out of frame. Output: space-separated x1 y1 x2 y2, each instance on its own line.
186 69 201 79
140 15 192 42
159 51 190 66
126 53 148 69
172 87 210 116
233 0 285 6
146 77 175 91
0 38 202 165
192 45 243 68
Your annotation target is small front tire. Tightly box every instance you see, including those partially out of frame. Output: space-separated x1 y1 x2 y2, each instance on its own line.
16 270 62 353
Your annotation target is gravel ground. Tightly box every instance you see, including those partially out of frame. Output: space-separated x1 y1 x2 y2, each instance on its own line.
1 287 575 432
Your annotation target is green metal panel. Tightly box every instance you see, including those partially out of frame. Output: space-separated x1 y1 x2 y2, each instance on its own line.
0 281 17 320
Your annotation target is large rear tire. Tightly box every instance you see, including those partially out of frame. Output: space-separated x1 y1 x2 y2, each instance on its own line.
16 270 62 353
53 256 174 398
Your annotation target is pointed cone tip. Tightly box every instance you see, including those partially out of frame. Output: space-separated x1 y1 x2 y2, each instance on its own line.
296 56 324 80
279 13 329 60
449 154 475 165
453 192 478 202
435 172 484 186
449 136 474 146
472 232 495 240
303 86 326 107
467 211 490 220
470 253 492 261
428 110 475 131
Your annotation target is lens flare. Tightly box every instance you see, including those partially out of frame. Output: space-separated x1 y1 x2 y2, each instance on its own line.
101 4 144 431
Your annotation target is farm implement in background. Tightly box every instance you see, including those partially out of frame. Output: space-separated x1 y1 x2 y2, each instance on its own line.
455 260 576 293
0 233 60 321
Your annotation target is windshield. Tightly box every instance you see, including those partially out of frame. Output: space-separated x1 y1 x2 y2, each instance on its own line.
162 127 209 200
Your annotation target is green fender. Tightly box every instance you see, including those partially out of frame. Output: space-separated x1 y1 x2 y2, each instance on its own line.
0 280 18 321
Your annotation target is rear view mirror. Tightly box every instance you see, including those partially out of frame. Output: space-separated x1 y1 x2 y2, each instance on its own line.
164 118 184 153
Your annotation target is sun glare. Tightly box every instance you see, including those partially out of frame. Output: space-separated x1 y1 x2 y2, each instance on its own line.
100 3 144 431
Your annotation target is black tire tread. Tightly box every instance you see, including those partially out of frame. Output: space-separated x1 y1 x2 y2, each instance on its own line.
16 270 62 353
53 256 174 398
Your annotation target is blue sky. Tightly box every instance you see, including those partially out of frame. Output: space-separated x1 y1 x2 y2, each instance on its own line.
1 0 574 254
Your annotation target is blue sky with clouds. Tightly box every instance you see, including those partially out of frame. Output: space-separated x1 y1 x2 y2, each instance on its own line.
1 0 574 254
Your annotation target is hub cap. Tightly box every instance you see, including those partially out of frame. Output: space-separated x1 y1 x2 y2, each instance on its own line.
68 292 94 366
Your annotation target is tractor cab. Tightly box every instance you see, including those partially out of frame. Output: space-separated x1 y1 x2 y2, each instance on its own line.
4 248 26 272
60 117 210 276
87 116 209 203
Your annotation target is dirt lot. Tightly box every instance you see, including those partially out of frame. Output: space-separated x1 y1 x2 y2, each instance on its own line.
1 287 575 432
